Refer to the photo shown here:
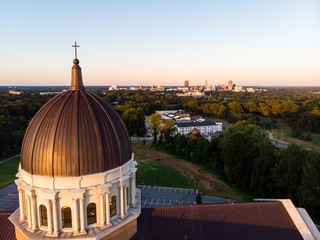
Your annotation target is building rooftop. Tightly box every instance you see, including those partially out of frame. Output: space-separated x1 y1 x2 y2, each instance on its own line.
137 202 304 240
2 200 320 239
175 120 217 127
0 212 15 240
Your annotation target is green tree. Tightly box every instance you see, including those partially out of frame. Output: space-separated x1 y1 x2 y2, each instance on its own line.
196 194 202 204
220 124 266 191
259 103 271 116
149 113 162 134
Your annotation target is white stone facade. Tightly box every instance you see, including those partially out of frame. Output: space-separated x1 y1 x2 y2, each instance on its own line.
14 154 138 238
175 122 222 135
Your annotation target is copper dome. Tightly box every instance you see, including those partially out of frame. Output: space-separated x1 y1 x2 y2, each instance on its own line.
20 59 132 177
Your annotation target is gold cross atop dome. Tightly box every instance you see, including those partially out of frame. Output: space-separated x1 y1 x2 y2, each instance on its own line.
72 41 80 59
70 41 84 90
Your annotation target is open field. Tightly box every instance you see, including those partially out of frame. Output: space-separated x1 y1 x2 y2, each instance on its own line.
136 161 194 189
0 156 20 189
133 144 244 201
272 119 290 141
274 119 320 150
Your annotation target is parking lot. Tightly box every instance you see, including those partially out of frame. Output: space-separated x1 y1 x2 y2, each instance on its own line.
0 194 19 212
139 185 197 207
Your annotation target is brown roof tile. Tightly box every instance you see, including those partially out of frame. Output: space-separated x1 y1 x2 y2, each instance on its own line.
137 202 303 240
0 212 15 240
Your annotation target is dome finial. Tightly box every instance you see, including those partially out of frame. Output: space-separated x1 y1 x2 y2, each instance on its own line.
70 41 85 90
72 41 80 60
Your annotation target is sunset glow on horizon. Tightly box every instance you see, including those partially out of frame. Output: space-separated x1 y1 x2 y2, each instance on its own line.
0 0 319 86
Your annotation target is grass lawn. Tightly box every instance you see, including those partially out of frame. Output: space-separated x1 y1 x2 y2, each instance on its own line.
272 119 291 141
311 133 320 146
136 161 194 189
0 156 20 189
133 144 245 201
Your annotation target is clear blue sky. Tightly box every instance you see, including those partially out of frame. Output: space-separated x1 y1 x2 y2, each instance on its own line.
0 0 319 86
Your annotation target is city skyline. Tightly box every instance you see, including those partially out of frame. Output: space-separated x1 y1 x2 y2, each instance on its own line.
1 0 319 86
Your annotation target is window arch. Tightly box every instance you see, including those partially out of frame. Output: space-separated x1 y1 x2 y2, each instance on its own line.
61 206 72 228
40 205 48 226
110 196 116 217
87 203 97 225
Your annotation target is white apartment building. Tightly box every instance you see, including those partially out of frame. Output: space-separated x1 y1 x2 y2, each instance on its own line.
175 120 222 135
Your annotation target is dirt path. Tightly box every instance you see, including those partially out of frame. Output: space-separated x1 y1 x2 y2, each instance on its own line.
288 137 320 150
133 144 243 201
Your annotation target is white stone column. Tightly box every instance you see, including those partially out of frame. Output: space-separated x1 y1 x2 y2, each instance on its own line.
130 175 136 207
73 199 79 234
124 186 128 214
30 194 37 231
52 199 59 236
119 184 124 219
79 198 86 233
18 187 25 222
99 194 105 228
105 192 110 225
46 200 53 235
26 196 32 229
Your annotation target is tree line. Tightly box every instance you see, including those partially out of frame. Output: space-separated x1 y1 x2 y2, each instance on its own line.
0 91 52 159
152 121 320 220
100 88 320 139
2 87 320 158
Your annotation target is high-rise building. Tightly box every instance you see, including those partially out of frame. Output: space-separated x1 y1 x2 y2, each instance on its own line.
184 80 189 88
228 80 233 90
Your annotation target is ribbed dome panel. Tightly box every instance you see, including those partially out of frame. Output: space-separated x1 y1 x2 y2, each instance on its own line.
20 90 132 177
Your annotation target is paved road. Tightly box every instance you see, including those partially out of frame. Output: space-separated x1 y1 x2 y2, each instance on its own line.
131 137 152 146
266 132 289 149
0 183 18 212
202 196 238 204
270 138 289 148
0 194 19 212
0 183 17 197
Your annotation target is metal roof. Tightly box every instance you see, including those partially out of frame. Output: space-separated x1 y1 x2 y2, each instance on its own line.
20 59 132 177
137 202 303 240
0 212 15 240
175 120 217 127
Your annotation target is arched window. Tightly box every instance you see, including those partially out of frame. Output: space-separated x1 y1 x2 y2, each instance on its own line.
61 206 72 228
110 196 116 217
40 205 47 226
87 203 97 225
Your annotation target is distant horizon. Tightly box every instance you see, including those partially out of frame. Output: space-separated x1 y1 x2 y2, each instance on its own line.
2 85 320 88
1 1 319 86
